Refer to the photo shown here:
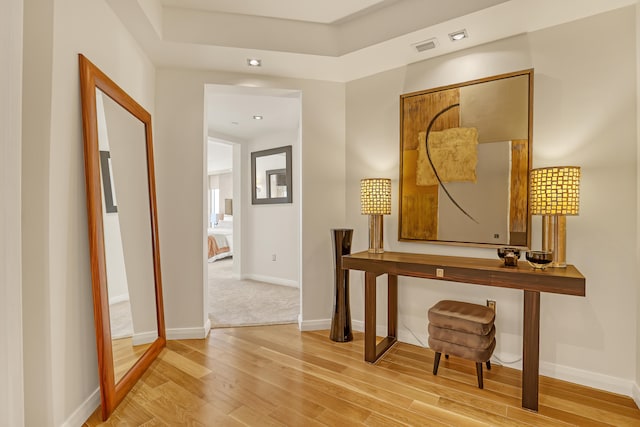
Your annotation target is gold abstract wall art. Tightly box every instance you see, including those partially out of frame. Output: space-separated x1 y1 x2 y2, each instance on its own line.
398 69 533 247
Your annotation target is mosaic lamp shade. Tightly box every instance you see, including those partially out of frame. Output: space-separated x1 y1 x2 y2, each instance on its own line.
529 166 581 268
530 167 580 216
360 178 391 253
360 178 392 215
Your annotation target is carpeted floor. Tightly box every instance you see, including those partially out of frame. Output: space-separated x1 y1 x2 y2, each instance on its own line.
208 257 300 328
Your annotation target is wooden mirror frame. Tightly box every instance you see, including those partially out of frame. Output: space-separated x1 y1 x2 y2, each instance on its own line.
398 69 533 248
79 54 166 420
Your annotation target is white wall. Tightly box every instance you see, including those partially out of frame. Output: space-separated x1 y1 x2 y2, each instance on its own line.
246 129 299 286
1 0 24 425
218 173 233 213
155 68 345 333
346 7 637 395
96 91 130 304
21 0 155 425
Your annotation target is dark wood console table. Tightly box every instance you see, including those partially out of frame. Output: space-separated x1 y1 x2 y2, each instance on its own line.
342 251 585 412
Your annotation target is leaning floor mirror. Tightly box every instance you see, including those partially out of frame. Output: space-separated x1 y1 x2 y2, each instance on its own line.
79 54 166 420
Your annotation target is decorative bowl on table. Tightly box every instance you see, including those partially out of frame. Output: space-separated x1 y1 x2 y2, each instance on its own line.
525 250 553 269
497 247 521 266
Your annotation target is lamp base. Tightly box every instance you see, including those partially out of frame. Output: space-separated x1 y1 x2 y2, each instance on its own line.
368 214 384 253
542 215 567 268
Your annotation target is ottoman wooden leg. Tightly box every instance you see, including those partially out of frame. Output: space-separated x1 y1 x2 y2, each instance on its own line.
476 362 484 389
433 352 441 375
486 360 491 370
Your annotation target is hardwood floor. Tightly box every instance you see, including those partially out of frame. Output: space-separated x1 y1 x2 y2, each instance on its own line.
84 325 640 426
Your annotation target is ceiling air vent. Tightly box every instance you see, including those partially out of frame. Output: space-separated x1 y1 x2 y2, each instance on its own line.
413 38 438 53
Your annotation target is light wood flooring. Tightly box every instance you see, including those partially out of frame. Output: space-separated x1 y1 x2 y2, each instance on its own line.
84 324 640 426
112 337 152 383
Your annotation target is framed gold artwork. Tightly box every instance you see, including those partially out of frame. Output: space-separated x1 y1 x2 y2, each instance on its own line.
398 69 533 247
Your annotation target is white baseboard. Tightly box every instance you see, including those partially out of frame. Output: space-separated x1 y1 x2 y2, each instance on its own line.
299 318 330 331
108 294 129 305
132 331 158 346
61 387 100 427
244 274 298 288
352 320 364 333
352 320 637 398
539 360 635 397
64 320 213 426
167 319 211 340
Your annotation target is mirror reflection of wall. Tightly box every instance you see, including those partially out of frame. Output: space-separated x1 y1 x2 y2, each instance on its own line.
96 89 159 382
208 172 233 226
267 169 287 198
256 153 285 199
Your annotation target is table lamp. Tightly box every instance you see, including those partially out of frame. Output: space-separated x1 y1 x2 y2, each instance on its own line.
529 166 581 267
360 178 391 253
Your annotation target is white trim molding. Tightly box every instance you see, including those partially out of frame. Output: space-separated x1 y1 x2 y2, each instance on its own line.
299 318 330 331
61 388 100 427
166 318 211 340
108 294 129 305
244 274 299 288
353 320 637 398
131 331 159 346
65 319 214 426
539 361 636 399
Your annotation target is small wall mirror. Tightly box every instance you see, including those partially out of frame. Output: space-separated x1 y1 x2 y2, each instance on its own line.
251 145 292 204
399 69 533 248
79 54 165 420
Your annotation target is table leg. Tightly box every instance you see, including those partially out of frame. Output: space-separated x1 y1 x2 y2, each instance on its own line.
364 271 377 362
364 271 397 363
388 274 398 339
522 290 540 411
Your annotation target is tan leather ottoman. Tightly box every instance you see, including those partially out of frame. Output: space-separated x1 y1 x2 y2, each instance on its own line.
428 300 496 389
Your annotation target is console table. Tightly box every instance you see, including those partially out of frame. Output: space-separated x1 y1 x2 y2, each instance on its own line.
342 250 585 412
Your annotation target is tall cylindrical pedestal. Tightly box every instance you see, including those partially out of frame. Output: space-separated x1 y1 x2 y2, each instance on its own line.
330 229 354 342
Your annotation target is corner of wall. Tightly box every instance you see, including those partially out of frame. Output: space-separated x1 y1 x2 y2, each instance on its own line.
1 0 24 425
60 389 100 427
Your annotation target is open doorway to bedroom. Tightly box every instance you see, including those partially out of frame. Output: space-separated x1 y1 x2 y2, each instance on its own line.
206 84 301 328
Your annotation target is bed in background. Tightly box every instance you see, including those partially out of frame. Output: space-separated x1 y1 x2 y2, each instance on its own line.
208 219 233 262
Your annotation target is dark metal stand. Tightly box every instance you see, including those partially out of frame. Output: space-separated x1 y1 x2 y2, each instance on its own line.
330 229 353 342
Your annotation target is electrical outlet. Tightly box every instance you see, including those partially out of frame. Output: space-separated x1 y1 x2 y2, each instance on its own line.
272 254 276 261
486 299 496 313
436 268 444 278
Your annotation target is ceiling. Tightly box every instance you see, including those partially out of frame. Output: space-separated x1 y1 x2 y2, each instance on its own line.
108 0 633 82
160 0 393 24
106 0 635 172
206 86 301 174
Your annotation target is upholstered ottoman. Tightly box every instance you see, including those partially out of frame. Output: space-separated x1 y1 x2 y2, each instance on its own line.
428 300 496 389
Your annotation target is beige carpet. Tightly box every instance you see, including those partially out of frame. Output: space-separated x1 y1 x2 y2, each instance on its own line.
208 257 300 328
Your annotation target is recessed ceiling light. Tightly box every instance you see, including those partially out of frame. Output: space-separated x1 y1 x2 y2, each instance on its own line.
247 58 261 67
449 29 468 41
253 115 263 120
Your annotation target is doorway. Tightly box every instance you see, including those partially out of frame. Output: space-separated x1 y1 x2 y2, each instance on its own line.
205 84 301 327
